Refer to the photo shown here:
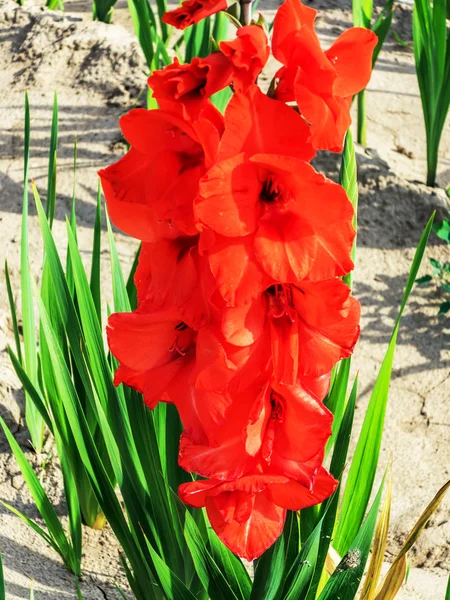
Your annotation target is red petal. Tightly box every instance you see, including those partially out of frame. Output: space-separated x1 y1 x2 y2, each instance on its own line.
179 432 248 480
99 149 176 242
294 82 352 152
250 155 355 278
107 310 180 372
163 0 227 30
119 108 199 154
272 0 318 65
220 26 270 91
179 479 222 507
294 280 361 376
267 467 338 510
206 490 286 560
254 211 317 282
270 312 299 386
196 154 260 237
270 381 333 463
208 235 268 306
220 297 266 347
219 85 315 162
325 28 378 97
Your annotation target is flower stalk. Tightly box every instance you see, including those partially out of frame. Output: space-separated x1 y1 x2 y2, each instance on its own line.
239 0 252 25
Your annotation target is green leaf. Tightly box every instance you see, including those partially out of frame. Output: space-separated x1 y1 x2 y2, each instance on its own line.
212 11 229 42
282 515 324 600
329 376 358 481
7 347 52 432
5 261 23 364
0 554 5 600
90 182 102 321
144 538 198 600
21 92 45 452
353 0 373 28
433 218 450 242
126 244 141 310
128 0 156 69
251 530 285 600
207 529 252 600
0 416 79 574
430 257 442 269
371 0 395 65
211 87 233 113
0 498 56 551
185 18 211 62
92 0 116 22
340 130 358 289
46 92 58 228
445 574 450 600
305 378 358 600
413 0 450 185
325 358 351 455
172 493 240 600
59 440 83 569
438 301 450 315
318 479 384 600
415 274 433 285
155 0 169 42
106 211 131 313
334 214 435 556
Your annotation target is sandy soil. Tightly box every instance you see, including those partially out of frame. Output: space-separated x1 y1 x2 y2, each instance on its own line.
0 0 449 597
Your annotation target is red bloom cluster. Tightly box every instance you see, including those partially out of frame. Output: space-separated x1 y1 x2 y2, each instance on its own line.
100 0 375 561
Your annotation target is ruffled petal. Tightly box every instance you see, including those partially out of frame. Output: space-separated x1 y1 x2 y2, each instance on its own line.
267 466 338 510
294 280 361 376
272 0 318 65
163 0 228 30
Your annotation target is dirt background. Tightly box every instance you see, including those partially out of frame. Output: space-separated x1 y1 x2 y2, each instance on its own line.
0 0 449 597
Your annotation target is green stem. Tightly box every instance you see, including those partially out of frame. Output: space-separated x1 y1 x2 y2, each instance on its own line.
357 90 367 147
426 154 437 187
426 129 439 187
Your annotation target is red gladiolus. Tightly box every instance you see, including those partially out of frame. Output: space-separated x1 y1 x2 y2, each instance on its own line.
163 0 228 30
148 55 233 121
102 0 372 560
219 25 270 91
178 375 333 479
179 467 337 560
98 107 222 241
272 0 377 151
219 278 360 384
197 155 355 304
107 309 198 408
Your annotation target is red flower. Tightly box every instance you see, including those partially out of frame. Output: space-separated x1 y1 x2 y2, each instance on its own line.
163 0 228 30
148 55 232 121
197 154 355 305
179 467 337 560
272 0 377 151
178 375 333 480
98 107 222 242
219 25 270 91
107 309 197 408
217 84 315 163
101 0 369 561
135 238 214 329
220 278 360 384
